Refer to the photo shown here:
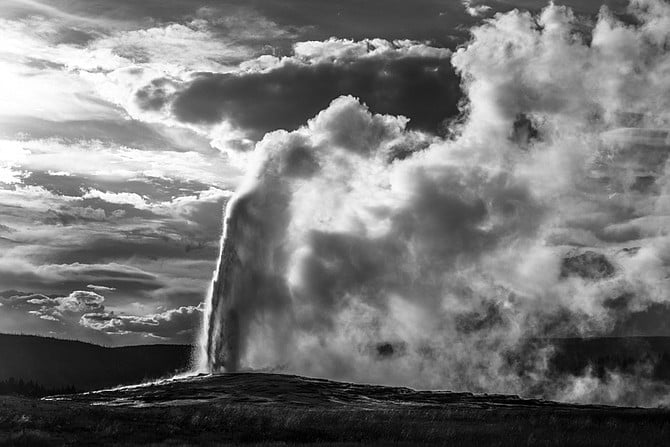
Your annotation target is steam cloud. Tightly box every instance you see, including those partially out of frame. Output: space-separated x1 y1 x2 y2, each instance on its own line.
199 1 670 407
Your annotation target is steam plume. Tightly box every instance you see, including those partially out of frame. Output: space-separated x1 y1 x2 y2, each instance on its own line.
199 0 670 407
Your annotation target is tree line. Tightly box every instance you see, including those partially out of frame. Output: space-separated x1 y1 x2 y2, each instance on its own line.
0 377 76 398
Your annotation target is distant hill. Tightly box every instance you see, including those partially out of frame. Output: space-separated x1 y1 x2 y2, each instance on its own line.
0 334 192 392
549 336 670 381
2 334 669 395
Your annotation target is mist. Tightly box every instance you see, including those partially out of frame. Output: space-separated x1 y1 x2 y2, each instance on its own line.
199 0 670 407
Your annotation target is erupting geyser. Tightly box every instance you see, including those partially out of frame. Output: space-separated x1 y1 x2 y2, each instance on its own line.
198 0 670 407
203 201 242 373
199 158 294 373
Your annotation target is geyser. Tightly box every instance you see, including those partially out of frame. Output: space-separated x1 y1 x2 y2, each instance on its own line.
199 0 670 407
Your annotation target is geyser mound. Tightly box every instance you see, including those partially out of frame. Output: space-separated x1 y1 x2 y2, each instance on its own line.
199 0 670 407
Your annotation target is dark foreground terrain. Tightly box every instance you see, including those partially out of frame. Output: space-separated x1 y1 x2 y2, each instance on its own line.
0 373 668 446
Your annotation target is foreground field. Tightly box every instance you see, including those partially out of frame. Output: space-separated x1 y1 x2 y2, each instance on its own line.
0 373 669 446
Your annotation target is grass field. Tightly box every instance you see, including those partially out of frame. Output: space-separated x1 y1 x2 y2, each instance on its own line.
0 373 668 446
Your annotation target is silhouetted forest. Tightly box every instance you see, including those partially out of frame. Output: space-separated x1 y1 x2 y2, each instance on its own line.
0 334 192 392
0 377 76 398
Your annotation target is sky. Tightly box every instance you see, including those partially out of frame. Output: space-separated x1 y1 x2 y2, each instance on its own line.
0 0 640 347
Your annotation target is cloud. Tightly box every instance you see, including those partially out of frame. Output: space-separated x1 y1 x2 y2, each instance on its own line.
0 2 299 159
86 23 250 72
0 258 162 294
0 17 122 122
26 290 105 316
43 206 109 225
0 0 463 350
82 189 148 209
0 290 106 338
199 1 670 407
246 0 475 48
136 38 459 141
0 138 240 188
6 0 670 404
0 288 203 343
86 284 116 292
81 303 203 341
461 1 492 17
0 171 228 317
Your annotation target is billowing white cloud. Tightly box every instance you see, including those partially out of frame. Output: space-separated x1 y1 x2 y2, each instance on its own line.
461 1 492 17
239 38 452 70
81 303 203 340
0 288 202 343
27 290 105 316
200 1 670 407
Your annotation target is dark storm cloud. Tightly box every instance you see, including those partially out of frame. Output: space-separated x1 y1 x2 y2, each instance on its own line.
169 56 461 138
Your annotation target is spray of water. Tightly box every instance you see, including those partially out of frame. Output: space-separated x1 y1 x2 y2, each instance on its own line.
197 0 670 406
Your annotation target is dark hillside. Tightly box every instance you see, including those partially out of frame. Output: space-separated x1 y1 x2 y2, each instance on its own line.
2 334 669 394
0 334 192 391
549 336 670 380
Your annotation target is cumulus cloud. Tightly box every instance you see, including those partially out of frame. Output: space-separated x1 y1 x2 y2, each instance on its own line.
0 288 203 343
199 1 670 407
26 290 105 317
0 290 106 337
461 1 492 17
81 303 203 341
